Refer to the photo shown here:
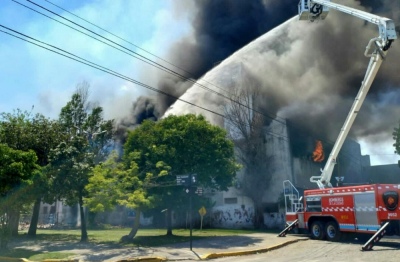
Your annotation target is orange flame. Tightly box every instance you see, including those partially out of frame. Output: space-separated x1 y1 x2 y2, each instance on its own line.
312 140 324 162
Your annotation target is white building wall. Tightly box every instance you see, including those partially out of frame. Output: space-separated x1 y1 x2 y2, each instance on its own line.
263 119 294 204
210 187 254 229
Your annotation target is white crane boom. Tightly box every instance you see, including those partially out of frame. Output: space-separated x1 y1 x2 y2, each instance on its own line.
298 0 396 189
299 0 396 48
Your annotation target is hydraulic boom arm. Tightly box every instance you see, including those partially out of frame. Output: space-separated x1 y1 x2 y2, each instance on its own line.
298 0 397 189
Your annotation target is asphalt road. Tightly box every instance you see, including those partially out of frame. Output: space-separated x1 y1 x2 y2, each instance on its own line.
183 237 400 262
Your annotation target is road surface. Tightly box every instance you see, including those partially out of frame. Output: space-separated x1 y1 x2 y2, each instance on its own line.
187 237 400 262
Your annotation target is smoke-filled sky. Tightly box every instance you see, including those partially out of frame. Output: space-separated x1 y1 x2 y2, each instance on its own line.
165 0 400 165
1 0 399 165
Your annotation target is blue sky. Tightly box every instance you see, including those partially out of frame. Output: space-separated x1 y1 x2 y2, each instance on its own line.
0 0 191 119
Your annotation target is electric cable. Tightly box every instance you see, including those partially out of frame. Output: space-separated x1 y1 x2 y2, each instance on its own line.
8 1 374 165
0 25 290 144
14 0 289 127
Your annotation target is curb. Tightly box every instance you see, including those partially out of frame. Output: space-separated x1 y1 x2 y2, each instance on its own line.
42 259 79 262
200 238 308 260
0 258 79 262
0 258 30 262
116 257 167 262
0 257 166 262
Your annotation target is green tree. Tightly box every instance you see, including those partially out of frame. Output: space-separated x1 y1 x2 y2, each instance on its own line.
48 84 114 242
85 151 156 239
123 114 240 237
0 144 39 249
0 110 63 237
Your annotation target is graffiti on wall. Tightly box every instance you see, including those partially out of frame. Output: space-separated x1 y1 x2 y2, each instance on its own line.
211 205 254 228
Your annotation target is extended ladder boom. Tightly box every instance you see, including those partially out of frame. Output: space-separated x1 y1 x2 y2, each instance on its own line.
311 48 385 188
301 0 396 48
298 0 396 188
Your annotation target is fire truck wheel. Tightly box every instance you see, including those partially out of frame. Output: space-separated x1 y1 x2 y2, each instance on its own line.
310 221 325 240
325 221 341 241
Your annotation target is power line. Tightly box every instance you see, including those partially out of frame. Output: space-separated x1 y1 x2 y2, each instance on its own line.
1 24 293 147
11 0 293 142
21 0 359 155
0 25 225 119
14 0 289 127
33 0 368 161
9 1 379 163
42 0 215 88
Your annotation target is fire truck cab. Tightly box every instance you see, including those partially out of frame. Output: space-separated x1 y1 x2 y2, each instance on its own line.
279 1 397 251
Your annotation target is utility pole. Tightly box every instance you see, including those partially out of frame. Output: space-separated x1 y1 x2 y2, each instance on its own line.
189 173 193 251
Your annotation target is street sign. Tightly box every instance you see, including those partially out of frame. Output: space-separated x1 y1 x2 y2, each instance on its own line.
176 174 197 186
195 187 203 195
198 206 206 216
177 175 189 185
198 206 206 230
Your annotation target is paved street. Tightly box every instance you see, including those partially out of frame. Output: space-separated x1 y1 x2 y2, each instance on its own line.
186 236 400 262
5 233 400 261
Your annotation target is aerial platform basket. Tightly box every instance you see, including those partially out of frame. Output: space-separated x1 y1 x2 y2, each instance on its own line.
298 0 330 21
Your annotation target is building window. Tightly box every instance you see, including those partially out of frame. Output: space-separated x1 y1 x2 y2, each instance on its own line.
43 206 48 214
224 197 238 204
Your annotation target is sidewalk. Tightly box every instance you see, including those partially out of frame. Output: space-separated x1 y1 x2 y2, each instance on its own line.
2 233 307 262
77 233 308 261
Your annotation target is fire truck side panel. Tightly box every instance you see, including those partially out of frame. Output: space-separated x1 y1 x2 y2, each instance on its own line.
376 184 400 223
303 196 322 230
297 212 306 228
285 213 298 225
292 184 400 235
354 191 380 232
321 194 356 232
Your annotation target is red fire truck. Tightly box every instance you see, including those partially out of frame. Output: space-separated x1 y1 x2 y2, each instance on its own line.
279 1 398 251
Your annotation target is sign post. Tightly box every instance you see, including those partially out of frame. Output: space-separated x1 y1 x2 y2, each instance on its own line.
189 173 193 250
177 174 197 251
198 206 206 230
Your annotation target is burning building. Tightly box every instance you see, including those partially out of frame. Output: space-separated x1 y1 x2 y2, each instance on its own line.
38 1 400 229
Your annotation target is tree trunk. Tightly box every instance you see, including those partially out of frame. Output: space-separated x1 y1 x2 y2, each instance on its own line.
28 197 41 237
166 209 172 236
87 211 96 228
0 216 11 250
79 197 88 242
9 209 20 237
127 209 141 239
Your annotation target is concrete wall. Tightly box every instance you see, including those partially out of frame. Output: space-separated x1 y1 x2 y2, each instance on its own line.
338 138 364 184
264 212 285 228
39 201 71 226
210 204 254 229
263 119 294 204
367 164 400 184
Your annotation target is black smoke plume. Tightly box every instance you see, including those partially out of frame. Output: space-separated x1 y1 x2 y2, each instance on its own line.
119 0 399 159
118 0 297 131
164 0 400 161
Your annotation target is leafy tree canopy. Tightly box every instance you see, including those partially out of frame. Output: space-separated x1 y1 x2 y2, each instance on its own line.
0 109 63 166
85 151 155 213
0 144 39 195
0 144 39 248
47 83 114 242
124 114 240 192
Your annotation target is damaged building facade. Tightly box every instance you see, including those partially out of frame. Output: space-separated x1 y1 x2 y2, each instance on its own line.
209 117 373 229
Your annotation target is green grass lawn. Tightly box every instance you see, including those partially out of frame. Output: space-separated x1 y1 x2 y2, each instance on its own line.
0 228 266 260
18 228 263 245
